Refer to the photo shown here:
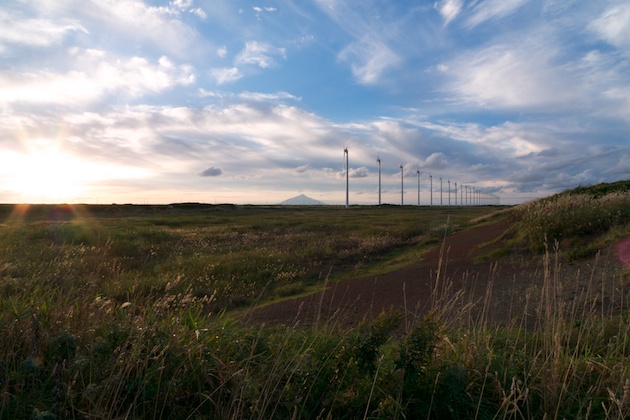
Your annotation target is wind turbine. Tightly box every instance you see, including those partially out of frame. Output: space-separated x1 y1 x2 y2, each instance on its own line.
416 169 420 206
400 164 404 206
429 174 433 206
448 180 451 206
439 177 443 206
344 147 349 208
377 154 381 206
454 182 458 206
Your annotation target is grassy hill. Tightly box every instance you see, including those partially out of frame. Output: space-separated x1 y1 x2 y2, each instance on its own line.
507 180 630 259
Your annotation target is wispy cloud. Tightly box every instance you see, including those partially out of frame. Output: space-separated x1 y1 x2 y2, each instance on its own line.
314 0 403 85
211 67 242 85
465 0 530 28
589 4 630 51
435 0 463 25
253 6 277 20
0 11 86 49
292 164 311 174
238 91 300 102
444 40 576 110
338 36 401 85
235 41 286 69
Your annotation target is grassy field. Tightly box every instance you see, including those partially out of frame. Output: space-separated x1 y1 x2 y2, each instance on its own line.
1 185 630 419
0 203 493 312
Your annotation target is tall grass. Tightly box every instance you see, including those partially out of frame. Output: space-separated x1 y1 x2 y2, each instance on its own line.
2 234 629 418
1 198 630 418
510 187 630 256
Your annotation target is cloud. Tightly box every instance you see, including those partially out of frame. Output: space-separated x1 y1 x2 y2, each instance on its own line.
211 67 242 85
235 41 286 69
424 152 448 169
253 6 277 19
199 167 222 177
435 0 463 25
171 0 193 9
350 167 369 178
465 0 530 28
238 91 300 102
197 89 300 104
609 153 630 174
0 49 195 106
445 42 575 110
314 0 405 85
30 0 201 57
337 167 369 179
589 4 630 51
338 37 401 85
208 39 293 86
1 92 626 205
0 11 87 48
437 3 630 124
292 164 311 174
43 102 343 181
190 8 207 20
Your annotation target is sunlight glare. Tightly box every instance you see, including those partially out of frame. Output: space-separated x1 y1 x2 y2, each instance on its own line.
1 145 147 203
8 151 83 200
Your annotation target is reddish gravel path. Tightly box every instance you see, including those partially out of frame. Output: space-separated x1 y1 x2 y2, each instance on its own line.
242 220 515 328
617 237 630 267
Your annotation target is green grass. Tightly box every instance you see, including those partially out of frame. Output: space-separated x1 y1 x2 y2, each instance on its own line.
473 246 513 263
1 187 630 418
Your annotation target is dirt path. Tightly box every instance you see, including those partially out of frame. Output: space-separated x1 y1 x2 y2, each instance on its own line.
242 220 516 328
242 220 630 330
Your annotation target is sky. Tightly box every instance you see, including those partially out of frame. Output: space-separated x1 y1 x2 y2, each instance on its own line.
1 0 629 206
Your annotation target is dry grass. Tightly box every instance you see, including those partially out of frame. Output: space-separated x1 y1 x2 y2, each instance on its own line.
1 196 630 418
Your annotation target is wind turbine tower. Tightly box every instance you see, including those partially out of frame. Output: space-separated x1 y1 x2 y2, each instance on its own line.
417 169 420 206
377 155 381 206
448 180 451 206
454 182 458 206
344 148 349 209
400 164 404 206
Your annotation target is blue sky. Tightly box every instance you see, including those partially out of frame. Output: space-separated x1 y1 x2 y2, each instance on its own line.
1 0 629 205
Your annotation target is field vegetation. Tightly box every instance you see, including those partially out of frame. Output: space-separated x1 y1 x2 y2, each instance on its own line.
1 182 629 419
508 180 630 259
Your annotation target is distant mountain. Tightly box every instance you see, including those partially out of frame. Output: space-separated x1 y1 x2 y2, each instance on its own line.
279 194 326 205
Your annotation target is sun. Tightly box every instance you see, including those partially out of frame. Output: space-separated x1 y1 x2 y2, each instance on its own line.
2 141 152 203
3 148 87 202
